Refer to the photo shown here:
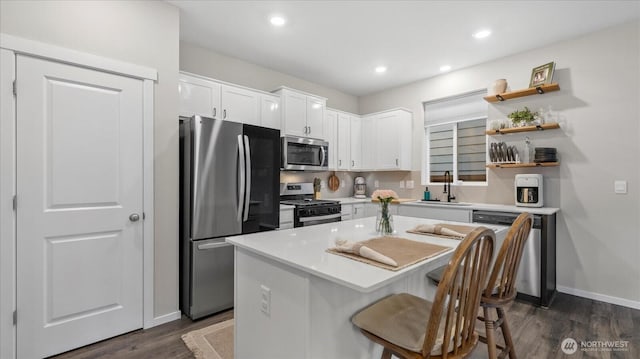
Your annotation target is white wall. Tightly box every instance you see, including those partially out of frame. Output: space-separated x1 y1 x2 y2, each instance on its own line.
0 0 180 318
359 21 640 306
180 41 359 114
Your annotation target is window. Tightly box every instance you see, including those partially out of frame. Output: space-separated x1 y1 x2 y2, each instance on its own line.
423 90 487 185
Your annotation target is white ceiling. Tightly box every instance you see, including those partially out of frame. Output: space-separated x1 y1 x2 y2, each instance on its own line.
170 0 640 96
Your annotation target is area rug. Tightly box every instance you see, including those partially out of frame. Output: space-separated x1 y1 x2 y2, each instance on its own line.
181 319 234 359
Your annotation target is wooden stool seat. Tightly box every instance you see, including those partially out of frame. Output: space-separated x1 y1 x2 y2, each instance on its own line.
352 227 495 359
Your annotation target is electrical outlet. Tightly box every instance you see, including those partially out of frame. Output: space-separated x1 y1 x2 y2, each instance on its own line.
406 180 414 189
260 285 271 316
320 180 325 189
399 181 405 189
614 180 627 194
374 180 379 188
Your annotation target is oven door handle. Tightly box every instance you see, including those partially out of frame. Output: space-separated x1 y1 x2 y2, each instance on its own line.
299 213 342 222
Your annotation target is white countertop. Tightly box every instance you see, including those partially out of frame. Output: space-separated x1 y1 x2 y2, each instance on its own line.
226 216 508 293
402 200 560 215
328 197 559 215
279 204 295 210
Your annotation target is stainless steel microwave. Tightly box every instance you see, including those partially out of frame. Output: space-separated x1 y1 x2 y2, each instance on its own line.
281 135 328 171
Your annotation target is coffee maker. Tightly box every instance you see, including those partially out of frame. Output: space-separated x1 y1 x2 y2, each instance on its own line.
354 176 367 198
515 174 543 207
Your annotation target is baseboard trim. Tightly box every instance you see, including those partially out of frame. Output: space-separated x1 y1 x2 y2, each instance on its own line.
145 310 182 329
557 285 640 310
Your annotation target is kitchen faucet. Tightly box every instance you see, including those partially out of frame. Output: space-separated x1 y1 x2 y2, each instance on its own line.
443 170 456 202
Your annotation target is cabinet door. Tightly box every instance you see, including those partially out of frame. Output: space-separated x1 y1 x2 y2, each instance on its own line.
282 91 307 137
179 75 221 118
221 85 259 125
375 112 401 169
260 94 281 130
336 113 351 170
341 203 353 221
361 115 375 170
279 208 294 229
324 110 338 169
350 117 362 170
306 96 325 139
352 203 365 219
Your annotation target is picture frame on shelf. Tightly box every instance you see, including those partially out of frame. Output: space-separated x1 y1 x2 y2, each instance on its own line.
529 61 555 88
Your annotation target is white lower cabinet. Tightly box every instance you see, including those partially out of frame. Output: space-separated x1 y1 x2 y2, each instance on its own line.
279 207 294 229
397 205 471 223
352 203 365 219
340 203 352 221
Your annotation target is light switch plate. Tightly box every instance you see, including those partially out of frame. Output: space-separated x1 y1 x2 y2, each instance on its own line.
374 180 379 188
406 180 414 189
614 180 627 194
399 181 405 189
260 285 271 316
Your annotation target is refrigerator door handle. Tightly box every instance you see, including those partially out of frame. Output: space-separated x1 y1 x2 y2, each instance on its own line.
237 134 246 222
320 145 326 167
243 135 251 222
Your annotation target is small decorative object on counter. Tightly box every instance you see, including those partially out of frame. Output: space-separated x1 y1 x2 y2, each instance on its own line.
423 187 430 201
313 178 321 199
487 79 508 95
372 189 398 235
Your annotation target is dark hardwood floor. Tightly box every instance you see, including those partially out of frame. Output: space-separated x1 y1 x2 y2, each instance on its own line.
51 293 638 359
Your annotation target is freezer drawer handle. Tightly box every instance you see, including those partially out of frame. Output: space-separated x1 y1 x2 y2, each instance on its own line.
197 242 232 250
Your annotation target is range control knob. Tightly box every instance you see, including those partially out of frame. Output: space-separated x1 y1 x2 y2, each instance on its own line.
299 209 308 216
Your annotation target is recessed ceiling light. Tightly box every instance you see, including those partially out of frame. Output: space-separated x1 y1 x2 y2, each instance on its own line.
440 65 452 72
472 29 492 39
270 16 286 27
375 66 387 74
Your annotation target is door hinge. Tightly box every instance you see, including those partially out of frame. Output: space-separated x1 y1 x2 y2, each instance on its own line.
12 80 16 96
142 212 146 220
12 195 17 211
13 311 16 325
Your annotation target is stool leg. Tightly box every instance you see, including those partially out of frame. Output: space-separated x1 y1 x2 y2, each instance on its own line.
483 306 497 359
381 347 392 359
497 307 517 359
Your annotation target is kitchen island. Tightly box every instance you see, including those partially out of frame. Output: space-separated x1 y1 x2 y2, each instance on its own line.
226 216 507 358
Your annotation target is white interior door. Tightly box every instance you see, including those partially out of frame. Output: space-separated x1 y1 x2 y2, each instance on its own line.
16 55 144 359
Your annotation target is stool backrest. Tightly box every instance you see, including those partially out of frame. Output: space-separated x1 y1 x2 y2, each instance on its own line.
422 227 495 357
484 212 533 303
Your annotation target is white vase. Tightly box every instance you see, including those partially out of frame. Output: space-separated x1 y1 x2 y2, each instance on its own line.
487 79 508 95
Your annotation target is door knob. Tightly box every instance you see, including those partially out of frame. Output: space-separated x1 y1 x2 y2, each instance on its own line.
129 213 140 222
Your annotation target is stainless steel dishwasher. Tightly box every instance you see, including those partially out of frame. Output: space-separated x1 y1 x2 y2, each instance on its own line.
472 210 557 307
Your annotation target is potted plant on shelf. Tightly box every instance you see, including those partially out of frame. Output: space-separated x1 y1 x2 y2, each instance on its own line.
508 107 539 127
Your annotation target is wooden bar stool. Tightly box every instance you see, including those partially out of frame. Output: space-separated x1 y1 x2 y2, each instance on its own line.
479 212 532 359
427 212 533 359
351 227 495 359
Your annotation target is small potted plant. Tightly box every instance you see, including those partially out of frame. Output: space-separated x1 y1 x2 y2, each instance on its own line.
508 107 539 127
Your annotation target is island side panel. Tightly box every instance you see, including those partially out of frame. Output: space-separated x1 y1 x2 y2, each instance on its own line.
235 248 310 359
307 257 448 358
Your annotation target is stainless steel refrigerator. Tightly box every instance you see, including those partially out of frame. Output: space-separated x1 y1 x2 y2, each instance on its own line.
179 115 280 319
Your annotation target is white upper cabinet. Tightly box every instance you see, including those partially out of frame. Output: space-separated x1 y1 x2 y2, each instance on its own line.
179 73 221 118
324 110 338 169
336 113 351 170
274 87 326 139
260 94 281 130
306 96 325 139
179 72 279 129
361 115 375 169
350 116 362 170
374 109 412 170
221 84 259 125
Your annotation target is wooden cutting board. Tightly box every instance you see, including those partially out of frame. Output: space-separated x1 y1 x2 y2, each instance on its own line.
328 172 340 191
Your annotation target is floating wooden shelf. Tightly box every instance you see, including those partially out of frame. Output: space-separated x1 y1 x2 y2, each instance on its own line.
486 162 559 168
483 83 560 103
486 122 560 135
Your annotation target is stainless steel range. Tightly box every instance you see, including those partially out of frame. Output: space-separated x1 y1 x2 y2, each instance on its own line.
280 183 341 227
